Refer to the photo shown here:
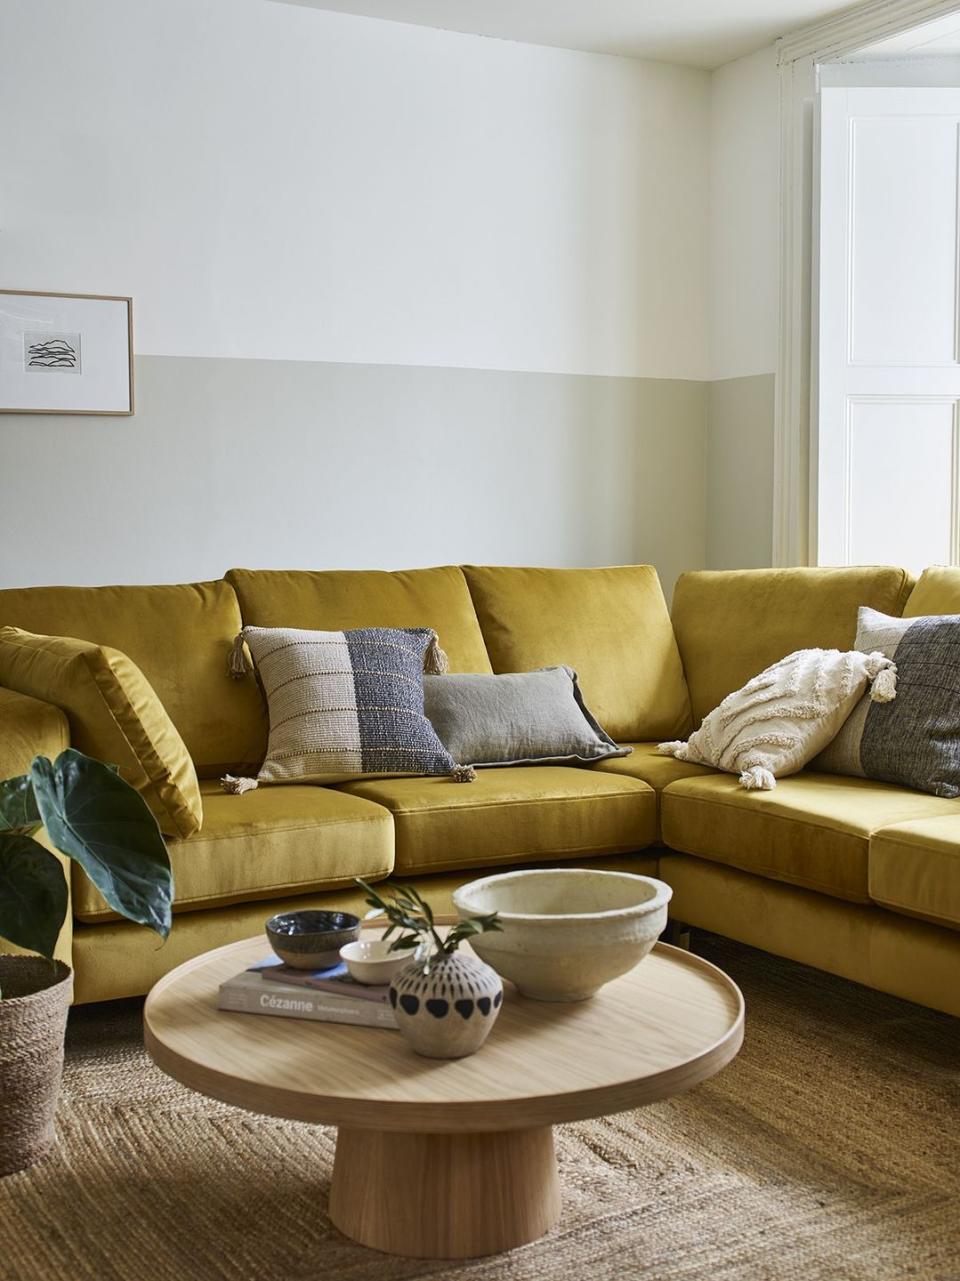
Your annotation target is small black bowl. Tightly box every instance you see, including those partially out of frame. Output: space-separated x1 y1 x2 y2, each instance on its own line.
265 910 361 970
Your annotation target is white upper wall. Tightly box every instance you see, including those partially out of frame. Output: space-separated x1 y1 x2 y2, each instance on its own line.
0 0 711 382
708 43 780 381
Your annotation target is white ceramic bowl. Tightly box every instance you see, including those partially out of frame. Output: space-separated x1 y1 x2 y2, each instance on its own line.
339 938 410 986
452 868 673 1001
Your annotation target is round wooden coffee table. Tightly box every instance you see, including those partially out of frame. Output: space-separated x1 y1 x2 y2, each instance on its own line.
144 932 743 1259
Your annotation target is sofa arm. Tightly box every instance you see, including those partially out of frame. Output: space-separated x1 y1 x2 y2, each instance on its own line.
0 687 73 968
0 685 70 778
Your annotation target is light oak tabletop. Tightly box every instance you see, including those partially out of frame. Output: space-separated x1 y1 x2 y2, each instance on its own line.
145 930 744 1134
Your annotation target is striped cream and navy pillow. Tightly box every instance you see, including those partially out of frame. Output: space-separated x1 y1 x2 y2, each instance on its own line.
222 625 474 791
816 606 960 798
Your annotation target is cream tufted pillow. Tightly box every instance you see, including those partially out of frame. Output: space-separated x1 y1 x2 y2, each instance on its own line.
659 648 897 790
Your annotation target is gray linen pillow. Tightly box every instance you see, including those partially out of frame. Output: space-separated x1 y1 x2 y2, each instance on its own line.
423 666 630 767
816 606 960 797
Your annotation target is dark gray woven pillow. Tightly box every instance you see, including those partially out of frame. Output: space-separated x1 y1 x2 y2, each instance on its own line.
423 666 630 767
816 606 960 797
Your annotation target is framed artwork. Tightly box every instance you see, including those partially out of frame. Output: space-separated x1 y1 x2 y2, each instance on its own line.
0 290 134 415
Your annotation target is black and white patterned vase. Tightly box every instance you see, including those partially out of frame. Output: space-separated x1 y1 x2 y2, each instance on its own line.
389 950 503 1059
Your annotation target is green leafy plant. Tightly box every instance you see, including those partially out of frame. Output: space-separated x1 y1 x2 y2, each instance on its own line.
357 877 501 970
0 749 174 993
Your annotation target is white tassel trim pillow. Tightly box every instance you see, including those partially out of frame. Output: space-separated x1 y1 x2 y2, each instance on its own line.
659 648 897 791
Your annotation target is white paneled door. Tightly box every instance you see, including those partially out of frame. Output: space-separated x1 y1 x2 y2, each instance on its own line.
818 87 960 572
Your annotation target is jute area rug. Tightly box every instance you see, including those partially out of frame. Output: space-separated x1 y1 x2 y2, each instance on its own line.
2 934 958 1281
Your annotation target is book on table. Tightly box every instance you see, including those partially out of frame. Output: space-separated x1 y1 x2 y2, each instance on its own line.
217 957 397 1028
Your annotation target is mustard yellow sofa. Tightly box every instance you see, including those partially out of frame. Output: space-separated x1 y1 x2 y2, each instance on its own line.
1 563 958 1018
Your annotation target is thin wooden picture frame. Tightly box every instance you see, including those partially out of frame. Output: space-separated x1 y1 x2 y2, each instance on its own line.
0 289 134 415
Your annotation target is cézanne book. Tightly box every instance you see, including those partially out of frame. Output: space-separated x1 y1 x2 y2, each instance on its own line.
218 969 397 1028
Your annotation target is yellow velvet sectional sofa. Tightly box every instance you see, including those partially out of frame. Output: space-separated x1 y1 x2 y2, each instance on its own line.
1 563 958 1017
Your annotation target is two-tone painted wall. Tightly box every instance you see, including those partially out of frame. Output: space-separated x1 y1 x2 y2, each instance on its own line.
0 0 777 591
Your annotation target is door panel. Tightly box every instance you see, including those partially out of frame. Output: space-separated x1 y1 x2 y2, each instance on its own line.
846 397 957 567
850 117 960 366
818 87 960 573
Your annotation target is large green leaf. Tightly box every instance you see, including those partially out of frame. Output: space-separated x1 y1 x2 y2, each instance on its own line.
0 775 40 832
0 834 68 958
31 750 173 939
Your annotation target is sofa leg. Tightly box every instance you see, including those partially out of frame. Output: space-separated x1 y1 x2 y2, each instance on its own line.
665 919 691 951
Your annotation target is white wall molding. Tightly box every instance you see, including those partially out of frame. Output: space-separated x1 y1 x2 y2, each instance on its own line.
773 0 960 565
773 52 817 565
778 0 960 65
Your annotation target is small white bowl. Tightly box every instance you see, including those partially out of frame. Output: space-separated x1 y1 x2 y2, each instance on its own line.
339 937 410 986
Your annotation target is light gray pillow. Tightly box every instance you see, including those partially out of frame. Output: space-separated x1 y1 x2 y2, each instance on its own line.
423 666 630 767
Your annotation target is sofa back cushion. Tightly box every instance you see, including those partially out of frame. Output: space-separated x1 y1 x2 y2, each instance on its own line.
0 581 266 777
462 565 691 741
226 566 492 674
903 566 960 616
672 566 915 726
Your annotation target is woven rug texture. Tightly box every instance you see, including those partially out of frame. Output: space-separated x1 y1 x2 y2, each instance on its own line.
1 933 958 1281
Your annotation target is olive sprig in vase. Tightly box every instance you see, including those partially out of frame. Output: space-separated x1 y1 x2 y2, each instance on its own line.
356 878 504 1059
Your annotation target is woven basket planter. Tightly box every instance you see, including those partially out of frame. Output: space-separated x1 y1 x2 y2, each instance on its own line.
0 956 73 1177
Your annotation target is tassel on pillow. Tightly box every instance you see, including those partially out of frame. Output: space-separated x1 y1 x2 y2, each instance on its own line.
739 765 776 791
424 630 449 675
228 632 250 679
221 774 259 794
865 652 898 703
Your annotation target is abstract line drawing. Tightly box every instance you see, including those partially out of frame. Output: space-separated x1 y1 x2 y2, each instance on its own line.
27 339 76 367
23 332 81 373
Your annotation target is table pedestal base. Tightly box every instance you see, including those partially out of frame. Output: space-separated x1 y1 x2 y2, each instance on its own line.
329 1125 561 1258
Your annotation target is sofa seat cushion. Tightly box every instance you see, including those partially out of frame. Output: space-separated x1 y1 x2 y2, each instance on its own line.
661 772 957 903
226 566 492 674
337 767 656 876
462 565 691 742
870 816 960 929
593 742 721 793
72 780 394 923
0 580 266 778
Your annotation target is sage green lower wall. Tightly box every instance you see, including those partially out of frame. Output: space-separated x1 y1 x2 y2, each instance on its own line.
706 373 776 570
0 356 709 595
